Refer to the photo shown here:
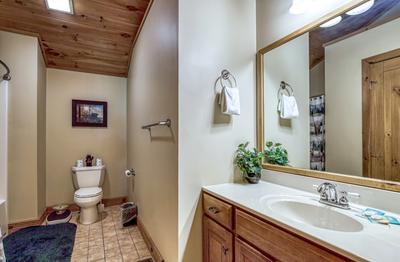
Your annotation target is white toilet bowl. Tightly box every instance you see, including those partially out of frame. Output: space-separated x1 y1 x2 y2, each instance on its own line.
74 187 103 224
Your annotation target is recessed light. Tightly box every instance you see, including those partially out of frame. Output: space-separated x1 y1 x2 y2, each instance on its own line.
45 0 74 14
346 0 374 16
320 16 342 28
289 0 313 15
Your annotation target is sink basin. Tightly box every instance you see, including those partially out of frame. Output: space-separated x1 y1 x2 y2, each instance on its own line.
261 196 363 232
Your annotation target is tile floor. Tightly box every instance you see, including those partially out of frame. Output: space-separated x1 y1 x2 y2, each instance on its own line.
70 205 153 262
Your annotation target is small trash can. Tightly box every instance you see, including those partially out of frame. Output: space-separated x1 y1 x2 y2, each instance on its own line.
120 202 137 227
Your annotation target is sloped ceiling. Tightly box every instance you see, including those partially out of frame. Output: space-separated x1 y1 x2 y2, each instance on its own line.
309 0 400 68
0 0 152 77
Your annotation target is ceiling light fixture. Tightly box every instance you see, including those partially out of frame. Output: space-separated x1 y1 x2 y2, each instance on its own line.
320 16 342 28
289 0 313 15
346 0 374 16
45 0 74 14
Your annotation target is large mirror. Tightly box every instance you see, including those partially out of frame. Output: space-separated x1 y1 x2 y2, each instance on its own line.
259 0 400 190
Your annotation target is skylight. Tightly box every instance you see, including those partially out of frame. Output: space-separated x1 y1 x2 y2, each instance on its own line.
45 0 74 14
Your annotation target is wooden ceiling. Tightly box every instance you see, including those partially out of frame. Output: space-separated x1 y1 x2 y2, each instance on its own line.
309 0 400 69
0 0 152 77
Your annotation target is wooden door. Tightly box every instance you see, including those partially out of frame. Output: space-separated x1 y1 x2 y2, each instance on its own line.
203 216 233 262
235 238 272 262
364 55 400 181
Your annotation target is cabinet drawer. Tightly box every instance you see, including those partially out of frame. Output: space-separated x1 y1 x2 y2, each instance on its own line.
235 238 273 262
235 210 347 262
203 193 233 229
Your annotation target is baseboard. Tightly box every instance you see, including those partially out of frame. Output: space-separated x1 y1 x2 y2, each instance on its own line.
8 196 127 232
103 196 127 207
137 217 165 262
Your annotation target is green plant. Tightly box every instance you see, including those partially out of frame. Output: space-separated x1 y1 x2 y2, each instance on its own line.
264 141 289 166
234 142 264 176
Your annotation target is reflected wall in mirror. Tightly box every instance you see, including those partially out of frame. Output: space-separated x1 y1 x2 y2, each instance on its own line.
263 0 400 183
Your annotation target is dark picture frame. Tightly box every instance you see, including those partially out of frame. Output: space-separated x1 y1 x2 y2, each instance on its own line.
72 100 108 127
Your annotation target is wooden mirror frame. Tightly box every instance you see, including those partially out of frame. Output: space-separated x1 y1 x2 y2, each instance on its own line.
256 0 400 193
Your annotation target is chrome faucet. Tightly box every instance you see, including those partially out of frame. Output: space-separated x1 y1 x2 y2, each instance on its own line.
315 182 360 210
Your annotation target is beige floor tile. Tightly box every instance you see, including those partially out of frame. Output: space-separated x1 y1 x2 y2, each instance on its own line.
118 238 134 247
105 248 121 259
73 245 89 257
134 241 147 250
121 251 139 262
71 205 152 262
71 255 88 262
89 239 104 248
104 241 119 251
105 257 123 262
88 246 105 261
138 249 151 259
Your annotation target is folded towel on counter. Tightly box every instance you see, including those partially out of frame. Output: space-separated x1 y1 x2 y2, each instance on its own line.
278 94 299 119
219 86 241 115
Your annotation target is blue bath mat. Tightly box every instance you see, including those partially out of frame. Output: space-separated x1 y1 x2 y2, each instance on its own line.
4 223 77 262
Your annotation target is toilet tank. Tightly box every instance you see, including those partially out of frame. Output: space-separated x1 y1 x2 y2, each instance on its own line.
72 165 105 189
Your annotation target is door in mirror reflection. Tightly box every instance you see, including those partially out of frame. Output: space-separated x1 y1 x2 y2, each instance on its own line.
263 0 400 183
364 55 400 182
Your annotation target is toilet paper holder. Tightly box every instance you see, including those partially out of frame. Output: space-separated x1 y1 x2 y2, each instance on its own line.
125 169 136 177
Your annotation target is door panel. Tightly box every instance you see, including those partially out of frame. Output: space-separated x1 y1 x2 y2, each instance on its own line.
384 64 400 181
203 216 233 262
365 56 400 182
235 238 272 262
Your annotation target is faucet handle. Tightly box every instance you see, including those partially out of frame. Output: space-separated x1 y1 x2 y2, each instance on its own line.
340 191 360 198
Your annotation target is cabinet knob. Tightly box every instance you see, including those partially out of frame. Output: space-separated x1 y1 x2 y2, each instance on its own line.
208 206 220 214
222 246 229 255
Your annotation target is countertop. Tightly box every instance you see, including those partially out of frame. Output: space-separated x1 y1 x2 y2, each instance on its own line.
203 181 400 262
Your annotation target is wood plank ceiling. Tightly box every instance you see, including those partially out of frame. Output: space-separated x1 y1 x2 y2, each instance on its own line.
0 0 152 77
309 0 400 69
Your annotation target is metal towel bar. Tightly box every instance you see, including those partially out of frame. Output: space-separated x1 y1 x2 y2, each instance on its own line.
142 119 171 130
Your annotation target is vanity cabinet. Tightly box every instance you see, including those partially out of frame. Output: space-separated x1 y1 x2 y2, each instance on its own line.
203 216 233 262
203 192 352 262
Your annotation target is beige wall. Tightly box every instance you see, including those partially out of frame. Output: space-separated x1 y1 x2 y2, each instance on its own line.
325 18 400 177
264 33 310 168
127 0 178 261
46 69 127 206
310 61 325 97
178 0 256 260
0 30 46 223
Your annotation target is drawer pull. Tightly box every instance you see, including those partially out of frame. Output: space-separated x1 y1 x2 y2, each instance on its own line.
222 246 229 255
208 206 220 214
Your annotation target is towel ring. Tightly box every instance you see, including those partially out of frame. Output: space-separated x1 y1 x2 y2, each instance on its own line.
219 69 237 89
277 81 293 99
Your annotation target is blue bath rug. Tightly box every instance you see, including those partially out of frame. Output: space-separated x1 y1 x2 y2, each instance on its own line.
3 223 77 262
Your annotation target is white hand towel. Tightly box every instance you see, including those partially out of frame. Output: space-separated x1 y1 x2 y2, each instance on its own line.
219 86 241 115
279 94 299 119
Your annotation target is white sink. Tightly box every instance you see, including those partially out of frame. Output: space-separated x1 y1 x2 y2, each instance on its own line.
261 196 363 232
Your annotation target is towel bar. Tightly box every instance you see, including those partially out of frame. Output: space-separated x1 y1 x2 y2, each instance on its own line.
142 119 171 130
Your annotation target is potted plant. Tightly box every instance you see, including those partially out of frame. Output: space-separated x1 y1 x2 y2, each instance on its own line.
234 142 264 184
264 141 289 166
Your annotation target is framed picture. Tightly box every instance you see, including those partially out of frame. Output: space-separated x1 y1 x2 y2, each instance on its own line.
72 100 107 127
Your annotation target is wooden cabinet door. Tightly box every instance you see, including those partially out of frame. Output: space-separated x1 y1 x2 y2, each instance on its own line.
203 216 233 262
235 238 273 262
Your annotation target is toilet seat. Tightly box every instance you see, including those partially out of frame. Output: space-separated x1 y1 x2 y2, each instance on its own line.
74 187 102 198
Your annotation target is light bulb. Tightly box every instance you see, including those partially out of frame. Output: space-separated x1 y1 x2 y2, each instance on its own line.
320 16 342 28
346 0 374 16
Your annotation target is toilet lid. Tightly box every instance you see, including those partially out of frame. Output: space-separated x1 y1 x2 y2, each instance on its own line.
75 187 102 198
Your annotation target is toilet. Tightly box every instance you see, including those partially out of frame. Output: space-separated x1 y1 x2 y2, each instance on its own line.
72 165 105 224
